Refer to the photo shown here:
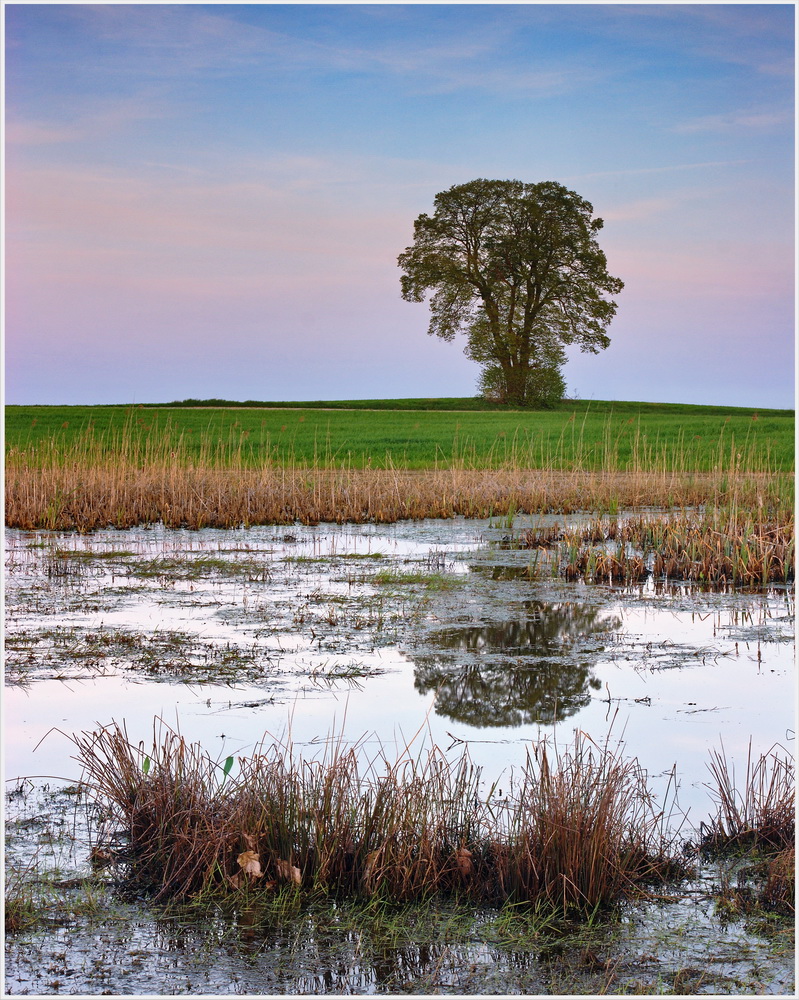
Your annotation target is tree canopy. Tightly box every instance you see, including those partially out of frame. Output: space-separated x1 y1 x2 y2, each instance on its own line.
398 179 623 407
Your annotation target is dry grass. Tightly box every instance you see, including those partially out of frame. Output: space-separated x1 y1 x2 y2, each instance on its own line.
5 453 792 531
521 509 795 587
758 846 795 915
70 722 682 916
701 742 795 855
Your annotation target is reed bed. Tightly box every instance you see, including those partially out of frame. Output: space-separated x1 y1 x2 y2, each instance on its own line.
5 453 792 532
71 723 681 917
521 509 795 587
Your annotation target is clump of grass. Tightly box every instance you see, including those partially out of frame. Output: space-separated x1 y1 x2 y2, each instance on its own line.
4 872 40 933
372 569 463 590
757 846 795 915
701 742 795 855
520 508 794 588
487 737 684 912
71 722 683 918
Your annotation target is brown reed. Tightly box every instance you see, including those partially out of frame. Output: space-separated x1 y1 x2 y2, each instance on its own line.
70 722 681 916
522 509 795 587
758 846 795 915
701 742 795 855
5 454 791 532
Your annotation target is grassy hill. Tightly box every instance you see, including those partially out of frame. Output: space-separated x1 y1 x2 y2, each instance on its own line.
6 399 794 472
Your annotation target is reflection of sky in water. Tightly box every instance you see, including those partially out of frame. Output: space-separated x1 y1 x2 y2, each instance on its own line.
4 521 795 829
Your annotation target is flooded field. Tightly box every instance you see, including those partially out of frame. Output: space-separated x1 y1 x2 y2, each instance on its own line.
4 515 796 995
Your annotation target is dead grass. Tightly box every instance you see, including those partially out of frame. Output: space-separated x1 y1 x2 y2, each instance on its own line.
70 722 683 917
701 742 795 855
5 455 792 531
758 846 795 915
520 509 795 587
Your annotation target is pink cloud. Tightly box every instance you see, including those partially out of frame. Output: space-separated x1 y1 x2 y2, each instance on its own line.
5 120 84 145
607 242 793 300
6 163 409 295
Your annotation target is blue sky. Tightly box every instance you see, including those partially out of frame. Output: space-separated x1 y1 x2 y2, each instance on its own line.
5 3 795 406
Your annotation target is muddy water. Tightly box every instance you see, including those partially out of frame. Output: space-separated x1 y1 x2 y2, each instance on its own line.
4 516 796 994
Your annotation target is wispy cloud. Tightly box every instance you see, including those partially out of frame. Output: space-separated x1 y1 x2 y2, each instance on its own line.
582 3 794 80
72 3 276 74
568 159 752 183
673 108 794 134
6 93 174 149
5 160 409 297
4 120 83 146
56 4 611 100
600 197 675 223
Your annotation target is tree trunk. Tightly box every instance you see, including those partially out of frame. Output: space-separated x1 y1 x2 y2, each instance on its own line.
502 363 528 406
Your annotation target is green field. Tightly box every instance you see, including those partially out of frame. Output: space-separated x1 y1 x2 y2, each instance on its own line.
5 399 794 472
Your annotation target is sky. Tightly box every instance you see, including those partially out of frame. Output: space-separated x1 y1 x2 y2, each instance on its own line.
4 2 795 407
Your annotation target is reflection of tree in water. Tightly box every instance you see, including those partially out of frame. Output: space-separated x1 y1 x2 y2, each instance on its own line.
411 601 620 728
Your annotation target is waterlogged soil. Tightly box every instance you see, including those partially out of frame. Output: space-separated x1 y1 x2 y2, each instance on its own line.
4 516 796 995
5 787 795 997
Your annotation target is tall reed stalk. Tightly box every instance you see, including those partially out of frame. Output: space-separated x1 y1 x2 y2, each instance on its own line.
701 742 795 853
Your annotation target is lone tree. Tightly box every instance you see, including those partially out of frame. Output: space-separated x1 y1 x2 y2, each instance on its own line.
398 179 623 407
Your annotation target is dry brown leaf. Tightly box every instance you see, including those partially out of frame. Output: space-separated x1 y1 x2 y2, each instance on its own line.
455 846 474 878
363 849 380 890
242 833 257 851
237 850 263 878
89 847 115 869
275 858 301 885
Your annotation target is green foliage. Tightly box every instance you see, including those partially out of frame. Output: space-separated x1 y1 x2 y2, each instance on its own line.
398 178 622 405
478 364 566 408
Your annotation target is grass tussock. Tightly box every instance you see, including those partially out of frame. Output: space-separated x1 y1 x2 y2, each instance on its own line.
758 846 796 915
700 742 795 856
521 509 795 587
4 870 39 934
71 723 682 917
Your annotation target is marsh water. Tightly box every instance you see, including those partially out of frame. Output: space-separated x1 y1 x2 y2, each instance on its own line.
4 516 796 995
